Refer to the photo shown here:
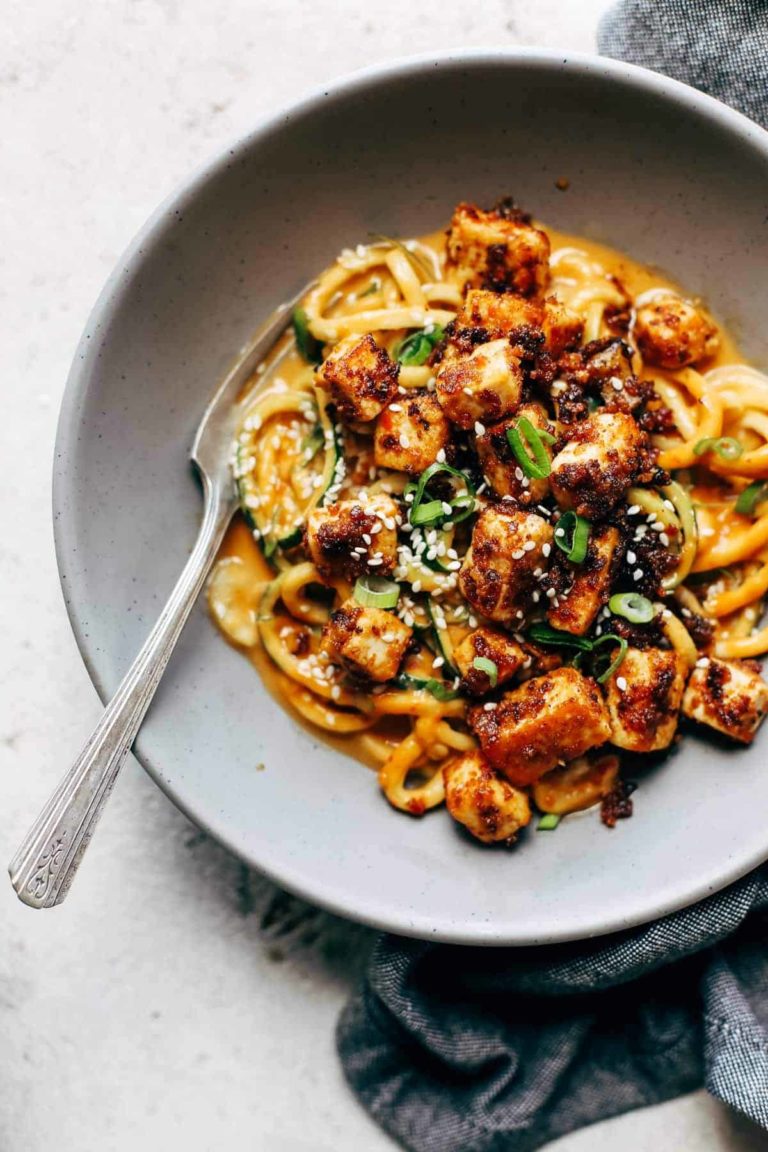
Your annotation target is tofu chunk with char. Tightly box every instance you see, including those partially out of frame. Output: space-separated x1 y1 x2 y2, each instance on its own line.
322 599 412 682
457 290 583 357
547 525 620 636
682 657 768 744
468 667 612 787
458 507 553 623
317 333 399 422
305 494 398 580
453 626 526 696
373 392 450 474
476 402 553 505
435 339 523 430
444 751 531 843
634 294 720 368
550 412 647 519
446 201 550 297
604 646 687 752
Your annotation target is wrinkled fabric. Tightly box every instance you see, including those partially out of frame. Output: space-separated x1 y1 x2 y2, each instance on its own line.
337 4 768 1148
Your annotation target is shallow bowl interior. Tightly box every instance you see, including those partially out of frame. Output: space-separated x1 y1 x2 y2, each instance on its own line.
55 50 768 944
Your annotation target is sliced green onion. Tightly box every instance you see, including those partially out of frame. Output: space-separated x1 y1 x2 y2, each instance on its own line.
263 536 278 560
609 592 655 624
410 499 445 527
554 511 591 564
692 436 744 461
292 307 324 365
353 576 400 610
422 678 460 701
408 461 476 528
395 325 445 367
506 416 553 480
537 814 561 831
736 481 768 516
593 635 628 684
526 622 594 651
472 656 498 687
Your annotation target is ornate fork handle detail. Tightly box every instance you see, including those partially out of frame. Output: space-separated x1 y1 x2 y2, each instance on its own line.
9 480 235 909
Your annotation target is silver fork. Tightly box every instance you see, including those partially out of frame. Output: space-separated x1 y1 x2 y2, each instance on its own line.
9 286 309 908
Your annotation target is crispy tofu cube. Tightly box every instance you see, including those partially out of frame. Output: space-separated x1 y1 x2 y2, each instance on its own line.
305 494 398 580
322 599 412 682
634 294 720 368
373 392 450 474
453 627 526 696
547 525 620 636
468 667 612 786
605 646 687 752
317 334 399 422
446 201 550 296
476 402 553 504
457 290 582 356
550 412 646 518
458 507 553 623
533 753 621 815
682 657 768 744
435 339 523 430
444 751 531 843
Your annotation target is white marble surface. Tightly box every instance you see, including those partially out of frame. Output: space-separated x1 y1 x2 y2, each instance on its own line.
3 1 768 1149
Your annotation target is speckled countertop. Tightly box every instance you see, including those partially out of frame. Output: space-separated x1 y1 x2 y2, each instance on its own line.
3 2 768 1148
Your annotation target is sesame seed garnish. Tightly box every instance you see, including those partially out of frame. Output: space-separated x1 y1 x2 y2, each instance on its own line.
633 568 644 581
696 657 710 668
627 550 637 564
542 543 551 558
627 505 640 516
616 676 628 692
483 702 497 711
546 587 557 599
474 421 486 435
523 541 536 552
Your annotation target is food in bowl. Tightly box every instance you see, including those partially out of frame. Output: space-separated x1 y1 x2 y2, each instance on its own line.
207 197 768 845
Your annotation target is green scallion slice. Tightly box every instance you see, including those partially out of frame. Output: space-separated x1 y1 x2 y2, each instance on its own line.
736 481 768 516
692 436 744 461
472 656 498 687
609 592 655 624
537 814 561 831
593 635 629 684
554 511 591 564
408 461 476 528
506 416 553 480
292 307 324 365
353 576 400 610
395 325 445 367
422 678 461 702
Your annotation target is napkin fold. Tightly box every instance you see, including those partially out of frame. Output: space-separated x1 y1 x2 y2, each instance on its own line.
337 3 768 1148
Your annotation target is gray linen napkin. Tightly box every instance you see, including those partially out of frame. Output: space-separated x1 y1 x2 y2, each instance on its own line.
337 5 768 1148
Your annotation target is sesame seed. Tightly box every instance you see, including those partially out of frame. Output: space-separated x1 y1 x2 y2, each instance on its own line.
627 550 637 564
436 448 446 463
633 568 644 581
389 403 403 412
696 657 710 668
331 685 341 701
627 505 640 516
542 543 551 558
611 377 623 391
399 434 410 448
659 532 670 547
433 656 445 669
523 541 536 552
512 549 525 560
483 702 497 711
474 421 486 435
546 587 557 599
442 501 453 516
616 676 628 692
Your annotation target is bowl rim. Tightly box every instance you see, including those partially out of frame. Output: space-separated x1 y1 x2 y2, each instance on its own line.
53 48 768 944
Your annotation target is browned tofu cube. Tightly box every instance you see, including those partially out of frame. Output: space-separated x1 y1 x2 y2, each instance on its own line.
305 494 398 579
634 294 720 368
435 339 523 430
457 290 582 356
547 525 620 636
468 667 612 786
533 752 620 815
453 626 526 696
317 334 399 422
604 646 687 752
446 201 550 296
444 751 531 843
476 402 553 504
682 657 768 744
322 599 412 682
458 506 553 623
373 392 450 474
550 412 646 518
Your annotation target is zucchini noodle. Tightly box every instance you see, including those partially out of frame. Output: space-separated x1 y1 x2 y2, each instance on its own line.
207 207 768 845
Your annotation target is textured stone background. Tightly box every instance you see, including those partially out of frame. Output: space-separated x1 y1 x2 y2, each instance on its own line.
3 1 768 1148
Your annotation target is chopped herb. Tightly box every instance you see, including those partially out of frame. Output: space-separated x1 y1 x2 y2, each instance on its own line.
506 416 553 480
395 324 445 367
472 656 498 687
292 307 324 365
408 462 476 529
609 592 655 624
692 436 744 461
554 511 590 564
537 814 561 831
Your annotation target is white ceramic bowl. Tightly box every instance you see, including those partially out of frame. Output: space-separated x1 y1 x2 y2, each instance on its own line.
55 50 768 944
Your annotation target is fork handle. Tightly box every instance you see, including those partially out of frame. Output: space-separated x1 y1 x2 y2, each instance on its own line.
9 482 234 909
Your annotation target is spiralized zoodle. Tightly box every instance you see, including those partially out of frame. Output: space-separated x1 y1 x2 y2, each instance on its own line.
208 198 768 846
